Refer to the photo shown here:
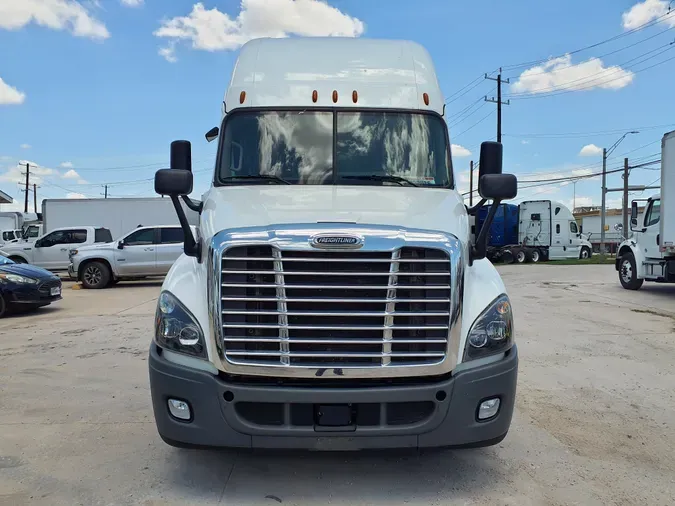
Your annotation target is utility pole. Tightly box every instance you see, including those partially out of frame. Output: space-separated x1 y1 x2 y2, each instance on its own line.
600 148 607 254
33 184 37 213
469 160 474 206
623 158 629 238
600 131 638 255
102 185 108 199
23 162 30 213
485 69 510 143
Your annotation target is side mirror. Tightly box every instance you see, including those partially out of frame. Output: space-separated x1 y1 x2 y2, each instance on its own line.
170 140 192 172
205 127 219 143
117 240 124 250
478 141 503 180
34 240 42 248
479 174 518 200
630 201 638 229
155 169 193 196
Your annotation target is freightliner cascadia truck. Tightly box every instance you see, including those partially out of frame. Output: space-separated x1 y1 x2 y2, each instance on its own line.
149 37 519 450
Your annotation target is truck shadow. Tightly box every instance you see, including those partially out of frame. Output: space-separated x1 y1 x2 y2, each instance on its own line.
165 446 508 503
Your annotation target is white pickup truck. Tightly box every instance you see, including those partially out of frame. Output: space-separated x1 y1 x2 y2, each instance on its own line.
1 226 113 271
69 225 189 288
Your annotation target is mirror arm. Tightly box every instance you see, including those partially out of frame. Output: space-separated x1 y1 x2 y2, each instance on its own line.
466 198 487 216
471 199 502 265
181 195 203 213
170 195 201 262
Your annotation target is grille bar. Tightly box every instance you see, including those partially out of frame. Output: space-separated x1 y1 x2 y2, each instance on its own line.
222 324 450 330
222 297 450 303
226 351 446 358
221 283 451 290
221 257 448 263
221 310 451 317
222 270 449 276
223 338 448 344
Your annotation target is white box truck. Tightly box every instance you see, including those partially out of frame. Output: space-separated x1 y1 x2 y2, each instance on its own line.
148 37 519 451
617 130 675 289
42 197 199 239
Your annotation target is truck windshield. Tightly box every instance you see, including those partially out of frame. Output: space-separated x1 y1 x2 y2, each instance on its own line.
217 110 452 187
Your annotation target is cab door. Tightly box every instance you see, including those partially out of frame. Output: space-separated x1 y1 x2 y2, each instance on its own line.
33 230 86 270
568 221 583 258
114 227 156 276
155 227 184 275
642 199 661 260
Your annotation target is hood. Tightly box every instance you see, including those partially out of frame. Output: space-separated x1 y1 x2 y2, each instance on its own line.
200 185 469 240
0 263 58 280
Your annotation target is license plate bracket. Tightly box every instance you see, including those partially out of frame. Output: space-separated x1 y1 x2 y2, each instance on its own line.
315 404 353 428
50 287 61 296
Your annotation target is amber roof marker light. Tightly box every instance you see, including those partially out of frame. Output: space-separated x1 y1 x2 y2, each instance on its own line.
352 90 358 103
312 90 318 103
332 90 338 103
239 91 246 104
423 93 429 106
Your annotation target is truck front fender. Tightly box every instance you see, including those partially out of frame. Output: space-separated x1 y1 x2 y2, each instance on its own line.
616 241 644 277
458 259 508 365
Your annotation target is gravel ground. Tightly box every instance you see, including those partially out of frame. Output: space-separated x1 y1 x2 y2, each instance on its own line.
0 266 674 506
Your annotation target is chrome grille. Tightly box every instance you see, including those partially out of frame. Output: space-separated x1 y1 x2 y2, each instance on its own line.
220 246 451 368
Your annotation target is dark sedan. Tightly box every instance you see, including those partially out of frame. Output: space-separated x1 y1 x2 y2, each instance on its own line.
0 255 62 317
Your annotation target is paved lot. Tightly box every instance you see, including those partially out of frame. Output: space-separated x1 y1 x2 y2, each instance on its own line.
1 266 674 506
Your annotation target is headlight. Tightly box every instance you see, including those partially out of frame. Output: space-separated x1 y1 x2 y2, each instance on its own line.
464 294 514 361
0 273 38 284
154 291 206 359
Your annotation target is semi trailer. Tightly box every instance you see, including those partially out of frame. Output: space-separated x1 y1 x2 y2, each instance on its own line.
476 200 592 263
148 37 519 451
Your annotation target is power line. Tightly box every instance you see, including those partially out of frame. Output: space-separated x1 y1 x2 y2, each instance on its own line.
506 43 675 100
505 122 675 138
501 10 675 73
452 110 495 140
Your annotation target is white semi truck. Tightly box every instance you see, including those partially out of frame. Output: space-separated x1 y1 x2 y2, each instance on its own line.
617 130 675 289
148 37 519 450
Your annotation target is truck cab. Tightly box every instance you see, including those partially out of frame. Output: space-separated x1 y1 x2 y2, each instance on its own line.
617 131 674 289
1 226 112 271
148 37 519 451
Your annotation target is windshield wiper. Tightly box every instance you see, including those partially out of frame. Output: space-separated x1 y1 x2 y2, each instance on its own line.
342 175 419 187
221 175 292 185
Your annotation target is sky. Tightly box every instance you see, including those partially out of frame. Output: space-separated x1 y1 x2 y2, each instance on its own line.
1 0 674 213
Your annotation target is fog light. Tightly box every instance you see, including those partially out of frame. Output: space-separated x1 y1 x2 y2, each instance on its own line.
478 398 500 420
168 399 191 420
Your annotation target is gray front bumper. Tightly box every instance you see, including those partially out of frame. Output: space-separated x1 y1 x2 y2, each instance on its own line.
148 344 518 450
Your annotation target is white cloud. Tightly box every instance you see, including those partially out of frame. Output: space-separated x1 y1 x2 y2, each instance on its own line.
622 0 675 30
60 161 74 168
62 169 81 179
20 143 31 149
66 192 87 199
0 160 57 185
158 42 177 63
510 55 634 95
0 77 26 105
451 144 471 157
154 0 364 61
121 0 143 6
579 144 603 157
521 140 530 145
0 0 110 40
77 179 88 184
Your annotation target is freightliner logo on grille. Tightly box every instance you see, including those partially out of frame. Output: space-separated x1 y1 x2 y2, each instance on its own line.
310 234 364 249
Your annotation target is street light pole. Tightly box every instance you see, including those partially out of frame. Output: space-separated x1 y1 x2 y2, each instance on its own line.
600 131 639 255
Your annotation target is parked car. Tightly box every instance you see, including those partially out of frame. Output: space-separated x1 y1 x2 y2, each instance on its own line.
69 225 191 289
0 229 23 247
0 226 113 271
0 253 62 317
